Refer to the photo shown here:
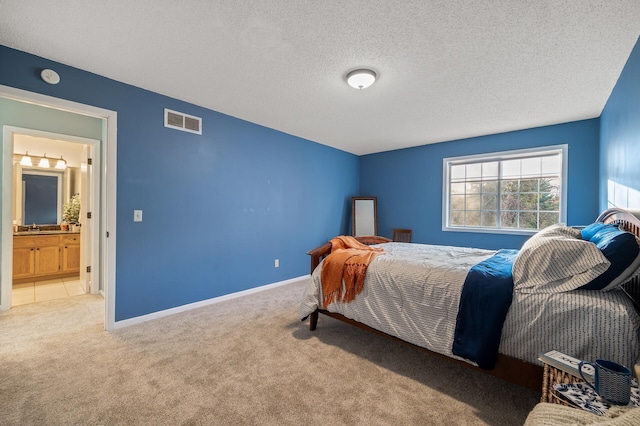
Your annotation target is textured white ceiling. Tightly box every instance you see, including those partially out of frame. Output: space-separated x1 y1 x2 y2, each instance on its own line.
1 1 639 155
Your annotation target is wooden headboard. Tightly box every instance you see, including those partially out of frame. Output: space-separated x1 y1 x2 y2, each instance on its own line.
596 208 640 311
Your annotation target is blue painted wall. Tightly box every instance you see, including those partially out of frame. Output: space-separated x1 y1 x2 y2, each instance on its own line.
0 45 358 320
600 36 640 210
360 120 601 250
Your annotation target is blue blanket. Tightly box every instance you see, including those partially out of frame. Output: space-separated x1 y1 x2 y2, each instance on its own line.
451 249 518 370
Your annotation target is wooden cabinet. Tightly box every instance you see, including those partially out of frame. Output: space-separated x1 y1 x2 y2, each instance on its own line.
12 247 35 279
12 233 80 283
61 234 80 273
36 244 61 275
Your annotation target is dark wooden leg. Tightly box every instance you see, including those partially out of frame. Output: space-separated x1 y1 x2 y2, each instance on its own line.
309 311 318 331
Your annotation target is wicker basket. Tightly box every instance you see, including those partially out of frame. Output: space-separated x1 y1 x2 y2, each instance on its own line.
541 364 585 405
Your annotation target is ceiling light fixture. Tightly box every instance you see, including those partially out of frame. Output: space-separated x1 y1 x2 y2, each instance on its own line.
346 69 377 89
38 155 51 168
20 151 33 167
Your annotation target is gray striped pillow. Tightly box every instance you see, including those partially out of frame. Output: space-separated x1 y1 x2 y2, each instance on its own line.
513 225 611 293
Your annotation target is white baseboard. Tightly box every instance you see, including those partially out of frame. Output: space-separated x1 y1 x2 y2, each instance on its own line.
112 275 310 329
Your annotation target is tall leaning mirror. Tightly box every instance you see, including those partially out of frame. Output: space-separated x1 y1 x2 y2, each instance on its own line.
352 197 377 236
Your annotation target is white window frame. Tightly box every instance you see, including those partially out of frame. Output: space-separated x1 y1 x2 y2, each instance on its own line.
442 145 568 235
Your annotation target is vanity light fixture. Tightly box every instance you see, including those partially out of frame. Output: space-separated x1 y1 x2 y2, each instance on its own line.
38 155 51 168
346 68 377 89
17 152 67 169
20 152 33 167
55 156 67 170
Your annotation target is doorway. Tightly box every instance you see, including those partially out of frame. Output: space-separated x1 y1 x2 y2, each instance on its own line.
0 85 117 330
10 131 97 306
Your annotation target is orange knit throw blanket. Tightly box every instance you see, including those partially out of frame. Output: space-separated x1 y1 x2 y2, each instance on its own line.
321 236 384 308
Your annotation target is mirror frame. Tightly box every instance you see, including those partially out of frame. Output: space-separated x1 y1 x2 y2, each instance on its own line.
352 196 377 237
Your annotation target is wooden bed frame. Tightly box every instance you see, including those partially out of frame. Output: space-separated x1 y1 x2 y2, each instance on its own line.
305 208 640 392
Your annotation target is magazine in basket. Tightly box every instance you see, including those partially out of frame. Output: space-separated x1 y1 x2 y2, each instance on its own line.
539 350 595 381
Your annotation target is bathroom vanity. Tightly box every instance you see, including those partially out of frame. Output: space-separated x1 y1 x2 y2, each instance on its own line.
13 231 80 283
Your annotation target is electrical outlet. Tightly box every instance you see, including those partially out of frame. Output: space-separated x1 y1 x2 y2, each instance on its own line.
274 259 279 268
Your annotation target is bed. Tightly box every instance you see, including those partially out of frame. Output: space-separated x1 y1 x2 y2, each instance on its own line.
300 208 640 391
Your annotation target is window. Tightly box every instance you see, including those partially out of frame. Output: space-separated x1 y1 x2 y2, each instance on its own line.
443 145 567 234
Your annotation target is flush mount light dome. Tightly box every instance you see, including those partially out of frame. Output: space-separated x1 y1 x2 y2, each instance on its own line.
346 69 377 89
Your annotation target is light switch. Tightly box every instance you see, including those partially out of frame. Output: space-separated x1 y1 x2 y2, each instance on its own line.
133 210 143 222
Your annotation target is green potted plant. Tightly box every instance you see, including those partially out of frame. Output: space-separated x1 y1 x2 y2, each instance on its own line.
63 194 81 225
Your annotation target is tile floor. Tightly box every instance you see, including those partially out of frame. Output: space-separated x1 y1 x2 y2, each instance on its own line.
12 277 85 306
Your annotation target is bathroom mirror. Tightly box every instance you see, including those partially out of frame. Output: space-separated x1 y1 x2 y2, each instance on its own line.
22 170 63 225
352 197 377 236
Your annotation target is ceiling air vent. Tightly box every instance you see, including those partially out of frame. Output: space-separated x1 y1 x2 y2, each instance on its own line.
164 108 202 135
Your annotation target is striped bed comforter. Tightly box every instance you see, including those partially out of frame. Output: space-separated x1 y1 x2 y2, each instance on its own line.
299 242 640 369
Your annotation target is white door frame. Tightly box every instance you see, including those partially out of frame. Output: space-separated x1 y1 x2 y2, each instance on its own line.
0 84 117 330
80 144 92 293
6 127 100 294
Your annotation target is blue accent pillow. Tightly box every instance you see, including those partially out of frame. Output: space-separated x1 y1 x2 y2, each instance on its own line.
579 225 640 290
580 222 617 241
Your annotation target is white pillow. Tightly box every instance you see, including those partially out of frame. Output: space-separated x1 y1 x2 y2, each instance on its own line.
513 224 611 294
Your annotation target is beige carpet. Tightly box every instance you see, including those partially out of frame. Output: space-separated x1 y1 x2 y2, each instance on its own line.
0 280 539 425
